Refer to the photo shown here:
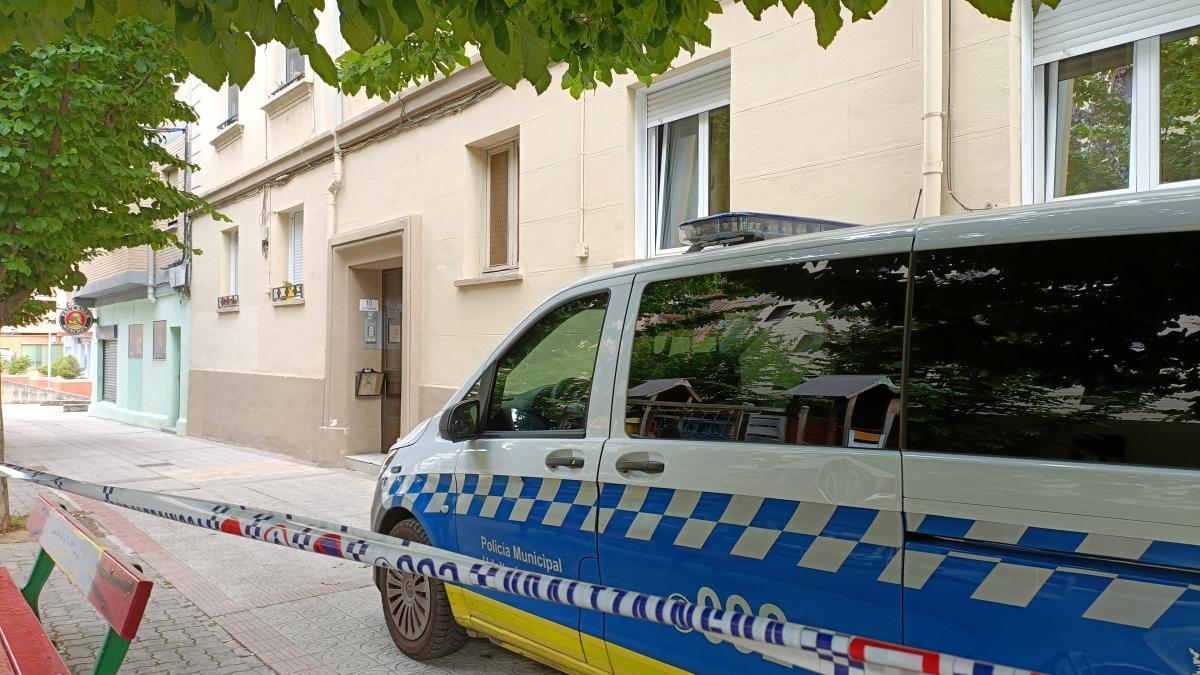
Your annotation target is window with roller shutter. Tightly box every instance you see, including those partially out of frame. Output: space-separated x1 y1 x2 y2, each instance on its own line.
1032 0 1200 201
483 141 518 271
287 211 303 284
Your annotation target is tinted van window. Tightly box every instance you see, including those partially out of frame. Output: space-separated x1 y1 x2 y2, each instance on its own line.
626 255 908 447
908 231 1200 468
486 293 608 433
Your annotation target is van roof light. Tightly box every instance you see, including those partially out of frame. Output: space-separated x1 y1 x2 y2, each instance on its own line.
679 212 855 253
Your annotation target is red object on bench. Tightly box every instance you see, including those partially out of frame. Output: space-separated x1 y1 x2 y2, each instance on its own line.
0 567 69 675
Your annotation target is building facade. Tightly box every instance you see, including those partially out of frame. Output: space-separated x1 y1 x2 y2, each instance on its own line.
74 214 192 432
177 0 1199 463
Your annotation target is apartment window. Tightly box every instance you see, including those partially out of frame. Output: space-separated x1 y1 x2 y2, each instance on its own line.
152 320 166 360
483 141 518 271
128 324 143 359
642 66 730 255
1035 3 1200 200
227 229 239 295
287 210 304 284
285 47 305 84
224 84 239 126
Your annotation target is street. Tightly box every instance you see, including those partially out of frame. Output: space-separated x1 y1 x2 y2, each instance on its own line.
0 405 551 675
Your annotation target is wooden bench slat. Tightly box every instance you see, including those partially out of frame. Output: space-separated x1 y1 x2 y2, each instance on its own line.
27 497 153 640
0 568 69 675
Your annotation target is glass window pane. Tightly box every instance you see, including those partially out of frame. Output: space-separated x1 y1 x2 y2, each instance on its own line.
708 105 730 215
1053 45 1133 197
908 232 1200 469
656 115 700 250
486 294 608 432
625 256 908 446
1160 25 1200 185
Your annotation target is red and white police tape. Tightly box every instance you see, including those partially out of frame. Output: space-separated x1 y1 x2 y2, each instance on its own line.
0 462 1038 675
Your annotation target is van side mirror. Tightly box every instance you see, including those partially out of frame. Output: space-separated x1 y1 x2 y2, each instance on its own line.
440 399 481 442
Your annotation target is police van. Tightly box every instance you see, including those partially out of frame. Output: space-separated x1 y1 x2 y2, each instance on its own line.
370 188 1200 675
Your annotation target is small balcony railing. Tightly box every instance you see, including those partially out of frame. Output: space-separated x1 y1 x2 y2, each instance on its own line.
217 294 239 310
271 283 304 303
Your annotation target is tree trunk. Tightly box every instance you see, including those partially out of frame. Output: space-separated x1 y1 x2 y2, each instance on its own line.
0 366 9 533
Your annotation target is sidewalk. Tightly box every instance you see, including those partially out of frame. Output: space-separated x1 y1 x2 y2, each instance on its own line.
1 405 550 674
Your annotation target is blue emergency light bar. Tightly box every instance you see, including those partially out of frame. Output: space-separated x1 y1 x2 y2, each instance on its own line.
679 212 854 253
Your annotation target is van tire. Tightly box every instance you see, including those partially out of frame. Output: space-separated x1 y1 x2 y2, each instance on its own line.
380 518 468 660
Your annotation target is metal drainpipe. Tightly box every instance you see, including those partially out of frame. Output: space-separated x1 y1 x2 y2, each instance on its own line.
320 7 345 433
921 0 945 218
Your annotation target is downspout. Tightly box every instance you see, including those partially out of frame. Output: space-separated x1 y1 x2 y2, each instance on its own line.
576 92 590 259
921 0 945 217
320 6 345 432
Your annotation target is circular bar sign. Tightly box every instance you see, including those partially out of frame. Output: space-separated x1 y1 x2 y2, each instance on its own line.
58 304 95 335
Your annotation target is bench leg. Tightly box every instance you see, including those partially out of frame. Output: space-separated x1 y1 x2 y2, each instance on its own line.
93 628 132 675
20 549 55 619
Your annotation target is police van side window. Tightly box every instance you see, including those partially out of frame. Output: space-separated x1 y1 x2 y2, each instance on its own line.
485 293 609 434
625 255 908 447
908 231 1200 469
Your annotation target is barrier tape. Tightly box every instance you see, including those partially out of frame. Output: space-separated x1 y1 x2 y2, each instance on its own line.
1 463 1038 675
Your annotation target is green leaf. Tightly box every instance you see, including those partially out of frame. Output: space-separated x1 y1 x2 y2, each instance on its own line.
964 0 1013 20
807 0 844 47
306 43 339 84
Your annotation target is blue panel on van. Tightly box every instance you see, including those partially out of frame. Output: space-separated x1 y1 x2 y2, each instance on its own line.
903 538 1200 674
597 482 902 674
383 472 457 548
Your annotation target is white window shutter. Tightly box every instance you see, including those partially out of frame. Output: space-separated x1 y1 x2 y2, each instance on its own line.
288 211 304 284
229 231 239 295
645 67 731 127
1034 0 1200 64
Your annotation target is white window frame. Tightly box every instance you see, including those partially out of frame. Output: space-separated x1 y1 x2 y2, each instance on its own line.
286 210 304 284
226 83 239 124
482 141 518 272
227 229 239 296
635 60 731 258
1031 23 1200 204
284 46 305 84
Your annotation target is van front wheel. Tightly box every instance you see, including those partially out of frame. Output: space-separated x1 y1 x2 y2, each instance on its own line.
381 518 468 659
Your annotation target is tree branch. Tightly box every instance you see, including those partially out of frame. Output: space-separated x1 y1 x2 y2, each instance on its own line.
0 287 34 329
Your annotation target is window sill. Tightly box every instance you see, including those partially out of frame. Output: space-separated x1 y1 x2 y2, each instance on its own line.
216 306 240 314
454 271 523 288
271 297 305 307
261 80 312 117
210 122 244 150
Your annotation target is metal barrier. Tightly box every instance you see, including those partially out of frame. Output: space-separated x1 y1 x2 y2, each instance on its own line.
0 463 1038 675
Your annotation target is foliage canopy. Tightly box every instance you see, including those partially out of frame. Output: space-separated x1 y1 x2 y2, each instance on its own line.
0 18 214 328
0 0 1058 98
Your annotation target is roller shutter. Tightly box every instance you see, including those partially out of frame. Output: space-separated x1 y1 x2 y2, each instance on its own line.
1034 0 1200 64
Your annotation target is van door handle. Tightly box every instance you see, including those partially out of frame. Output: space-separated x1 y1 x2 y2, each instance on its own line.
615 459 664 474
545 456 585 469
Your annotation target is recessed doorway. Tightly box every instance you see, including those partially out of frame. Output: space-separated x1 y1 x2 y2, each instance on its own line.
381 267 403 452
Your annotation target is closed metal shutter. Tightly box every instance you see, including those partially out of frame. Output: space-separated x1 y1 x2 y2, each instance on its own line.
645 66 730 127
1034 0 1200 64
102 340 118 403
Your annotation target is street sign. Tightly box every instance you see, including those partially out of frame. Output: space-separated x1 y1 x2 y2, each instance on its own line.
58 304 95 336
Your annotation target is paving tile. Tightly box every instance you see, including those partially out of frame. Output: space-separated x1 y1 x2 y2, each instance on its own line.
1 405 553 675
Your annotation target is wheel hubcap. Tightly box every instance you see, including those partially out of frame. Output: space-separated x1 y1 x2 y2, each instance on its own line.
386 569 431 641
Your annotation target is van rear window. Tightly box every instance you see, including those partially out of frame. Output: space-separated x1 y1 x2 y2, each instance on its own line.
907 231 1200 469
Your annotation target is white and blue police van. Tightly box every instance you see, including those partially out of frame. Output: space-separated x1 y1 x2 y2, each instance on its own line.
371 188 1200 674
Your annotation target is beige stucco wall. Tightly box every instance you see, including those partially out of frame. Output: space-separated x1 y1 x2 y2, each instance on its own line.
186 0 1023 462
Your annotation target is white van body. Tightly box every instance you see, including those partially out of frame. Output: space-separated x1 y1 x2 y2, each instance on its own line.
372 188 1200 675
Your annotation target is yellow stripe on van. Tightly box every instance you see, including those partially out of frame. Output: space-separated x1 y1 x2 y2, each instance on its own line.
453 588 691 674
